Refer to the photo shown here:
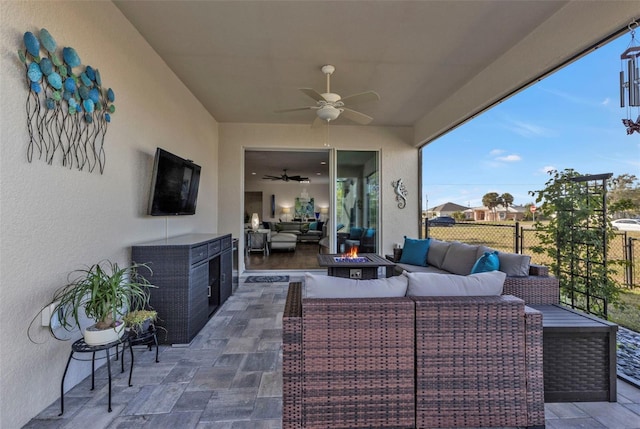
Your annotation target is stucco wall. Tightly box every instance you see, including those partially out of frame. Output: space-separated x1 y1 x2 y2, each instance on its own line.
0 2 219 427
219 123 418 270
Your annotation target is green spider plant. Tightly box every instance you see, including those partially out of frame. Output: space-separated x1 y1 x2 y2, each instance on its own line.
47 261 155 338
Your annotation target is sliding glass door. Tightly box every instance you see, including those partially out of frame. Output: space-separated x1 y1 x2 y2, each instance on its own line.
335 150 379 254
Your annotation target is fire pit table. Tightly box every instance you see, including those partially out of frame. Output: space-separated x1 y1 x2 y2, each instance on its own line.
317 253 396 279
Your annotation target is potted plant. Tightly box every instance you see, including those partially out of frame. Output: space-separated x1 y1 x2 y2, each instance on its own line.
39 261 155 345
123 309 157 336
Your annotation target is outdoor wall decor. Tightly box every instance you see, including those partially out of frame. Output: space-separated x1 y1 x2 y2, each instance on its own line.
620 20 640 135
392 178 407 209
18 28 116 174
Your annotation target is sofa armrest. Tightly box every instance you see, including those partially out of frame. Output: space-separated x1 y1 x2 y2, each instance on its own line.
282 283 303 429
504 275 559 305
524 306 545 426
529 263 549 276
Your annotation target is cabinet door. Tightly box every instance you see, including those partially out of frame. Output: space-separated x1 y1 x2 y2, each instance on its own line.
188 262 209 341
220 249 233 305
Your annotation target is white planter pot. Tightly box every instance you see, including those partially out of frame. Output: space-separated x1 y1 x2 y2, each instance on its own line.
83 321 125 346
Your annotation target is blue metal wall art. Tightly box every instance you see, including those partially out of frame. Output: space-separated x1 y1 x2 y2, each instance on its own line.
18 28 116 174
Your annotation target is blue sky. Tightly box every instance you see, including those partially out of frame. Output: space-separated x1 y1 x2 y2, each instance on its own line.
422 32 640 210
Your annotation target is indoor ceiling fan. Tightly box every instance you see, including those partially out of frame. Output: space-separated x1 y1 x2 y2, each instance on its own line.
262 169 309 182
276 65 380 127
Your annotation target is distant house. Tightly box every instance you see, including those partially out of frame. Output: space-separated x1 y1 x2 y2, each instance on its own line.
466 204 526 221
425 202 469 219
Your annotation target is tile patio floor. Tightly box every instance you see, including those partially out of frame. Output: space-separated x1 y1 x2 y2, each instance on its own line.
24 276 640 429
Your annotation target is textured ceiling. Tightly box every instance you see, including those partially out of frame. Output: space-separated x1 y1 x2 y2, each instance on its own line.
114 1 638 146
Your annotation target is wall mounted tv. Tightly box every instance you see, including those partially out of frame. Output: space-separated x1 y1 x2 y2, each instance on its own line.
148 148 201 216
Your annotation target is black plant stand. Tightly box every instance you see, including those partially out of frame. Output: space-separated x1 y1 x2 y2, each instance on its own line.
121 326 160 364
59 335 133 415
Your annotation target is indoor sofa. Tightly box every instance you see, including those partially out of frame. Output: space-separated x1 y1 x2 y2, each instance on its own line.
270 221 324 243
283 275 545 429
390 238 559 305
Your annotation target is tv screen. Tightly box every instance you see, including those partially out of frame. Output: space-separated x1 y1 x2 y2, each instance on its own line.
148 148 201 216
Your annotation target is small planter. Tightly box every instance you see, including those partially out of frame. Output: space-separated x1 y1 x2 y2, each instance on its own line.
84 321 125 346
123 309 158 338
130 319 152 337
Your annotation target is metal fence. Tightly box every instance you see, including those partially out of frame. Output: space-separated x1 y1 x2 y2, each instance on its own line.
424 221 638 289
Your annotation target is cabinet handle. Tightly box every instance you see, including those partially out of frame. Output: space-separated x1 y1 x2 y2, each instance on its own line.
208 286 211 297
221 273 225 283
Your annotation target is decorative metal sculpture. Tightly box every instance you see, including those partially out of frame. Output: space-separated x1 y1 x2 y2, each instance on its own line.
18 28 116 173
392 178 407 209
620 21 640 135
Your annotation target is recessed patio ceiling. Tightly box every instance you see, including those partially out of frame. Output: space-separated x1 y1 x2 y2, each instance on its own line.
114 1 639 146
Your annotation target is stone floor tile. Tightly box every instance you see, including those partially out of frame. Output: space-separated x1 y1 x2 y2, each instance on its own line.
172 390 214 412
240 351 278 372
223 337 259 354
186 367 237 391
231 371 263 389
546 402 590 419
546 417 607 428
145 410 202 428
257 371 282 398
214 353 246 369
251 397 282 420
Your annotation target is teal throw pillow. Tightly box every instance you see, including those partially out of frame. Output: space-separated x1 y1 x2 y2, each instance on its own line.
309 221 318 231
349 227 364 239
398 237 431 266
471 251 500 274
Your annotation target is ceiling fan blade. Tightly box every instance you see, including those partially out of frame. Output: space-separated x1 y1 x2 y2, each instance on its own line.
262 175 282 180
299 88 326 102
289 175 309 181
340 90 380 105
274 106 314 113
311 116 326 128
341 108 373 125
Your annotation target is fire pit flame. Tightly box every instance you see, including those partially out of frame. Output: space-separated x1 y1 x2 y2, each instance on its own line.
334 246 369 263
346 246 358 258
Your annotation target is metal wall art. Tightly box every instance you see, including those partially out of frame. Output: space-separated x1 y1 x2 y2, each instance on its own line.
620 20 640 135
18 28 116 173
392 179 407 209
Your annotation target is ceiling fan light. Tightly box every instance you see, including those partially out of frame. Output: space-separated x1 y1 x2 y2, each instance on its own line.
317 105 340 122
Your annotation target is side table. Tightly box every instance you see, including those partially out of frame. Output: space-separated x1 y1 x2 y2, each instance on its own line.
59 334 133 415
530 304 618 402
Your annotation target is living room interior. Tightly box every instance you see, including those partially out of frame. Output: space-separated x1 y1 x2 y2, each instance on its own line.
1 1 638 428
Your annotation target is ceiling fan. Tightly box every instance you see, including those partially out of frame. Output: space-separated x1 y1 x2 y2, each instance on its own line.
262 169 309 182
276 64 380 127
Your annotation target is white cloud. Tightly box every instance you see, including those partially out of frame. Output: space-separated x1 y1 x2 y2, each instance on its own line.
506 120 552 138
489 149 504 156
496 154 522 162
602 97 610 106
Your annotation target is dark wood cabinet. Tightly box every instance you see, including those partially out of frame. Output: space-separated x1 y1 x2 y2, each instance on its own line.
132 233 233 345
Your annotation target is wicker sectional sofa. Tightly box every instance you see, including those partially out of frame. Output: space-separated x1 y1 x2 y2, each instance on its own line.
283 280 546 429
391 238 560 305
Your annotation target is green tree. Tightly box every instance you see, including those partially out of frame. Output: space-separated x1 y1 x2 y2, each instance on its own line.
608 174 640 218
482 192 501 221
452 211 466 221
529 168 623 316
500 192 514 220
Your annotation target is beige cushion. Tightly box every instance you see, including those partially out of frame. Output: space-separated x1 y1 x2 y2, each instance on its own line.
440 242 479 275
426 239 450 268
405 270 506 297
477 246 531 277
304 273 408 298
